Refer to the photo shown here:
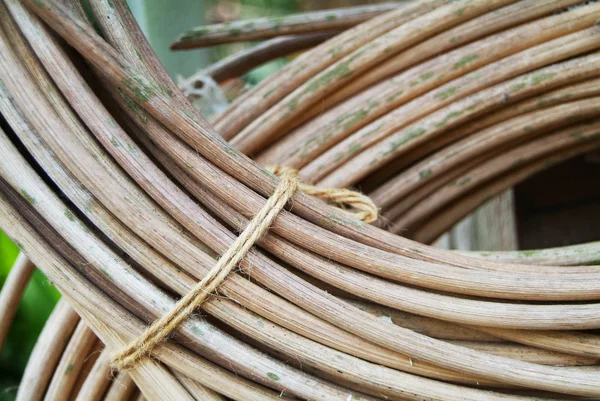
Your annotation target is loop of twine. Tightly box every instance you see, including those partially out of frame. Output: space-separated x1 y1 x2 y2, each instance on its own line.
111 166 377 371
268 166 378 224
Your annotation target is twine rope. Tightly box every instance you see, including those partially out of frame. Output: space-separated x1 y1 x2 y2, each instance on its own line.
111 167 377 370
268 166 378 224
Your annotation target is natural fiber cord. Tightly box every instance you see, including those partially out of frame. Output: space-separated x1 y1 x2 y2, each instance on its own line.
111 170 300 370
111 168 377 370
269 166 378 223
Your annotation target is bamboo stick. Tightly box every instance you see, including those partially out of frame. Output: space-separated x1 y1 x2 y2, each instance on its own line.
198 32 338 83
465 241 600 266
103 373 137 401
15 300 79 401
170 3 404 49
43 321 98 401
73 350 112 401
0 253 35 349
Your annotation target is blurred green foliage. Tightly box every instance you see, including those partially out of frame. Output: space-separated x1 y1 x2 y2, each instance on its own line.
0 231 60 401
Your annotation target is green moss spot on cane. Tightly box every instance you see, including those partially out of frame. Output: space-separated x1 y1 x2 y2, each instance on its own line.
455 7 465 16
287 97 300 111
537 98 550 107
336 100 378 131
21 189 35 204
435 87 457 101
110 136 121 147
65 363 74 375
64 210 75 221
326 14 337 21
263 86 278 98
118 88 148 124
301 133 334 159
386 89 404 103
106 117 118 128
121 76 155 103
360 123 383 138
466 101 483 111
435 110 463 128
348 143 362 155
183 109 200 125
420 71 434 81
188 27 209 37
384 127 426 156
183 161 193 169
454 177 471 186
267 372 280 381
419 169 432 180
325 213 365 230
191 325 204 336
406 127 426 139
336 109 369 131
447 110 463 120
127 143 138 155
101 269 113 281
299 50 365 97
530 72 556 86
326 213 347 226
453 54 479 70
510 82 527 93
570 130 585 139
222 145 240 157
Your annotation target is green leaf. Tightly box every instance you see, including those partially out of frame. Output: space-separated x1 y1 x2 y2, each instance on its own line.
0 231 19 288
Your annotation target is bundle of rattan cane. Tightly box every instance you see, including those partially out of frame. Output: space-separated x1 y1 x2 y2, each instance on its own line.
2 0 600 400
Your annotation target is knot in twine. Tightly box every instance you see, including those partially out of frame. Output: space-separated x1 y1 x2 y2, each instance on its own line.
111 166 377 371
268 165 378 224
